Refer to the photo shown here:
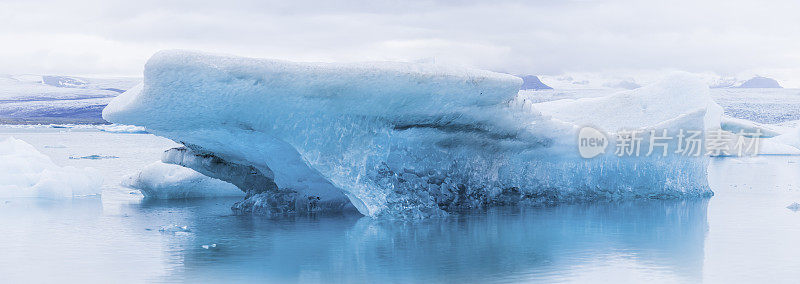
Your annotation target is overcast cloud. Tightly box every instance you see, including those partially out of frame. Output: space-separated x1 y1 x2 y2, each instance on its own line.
1 0 799 84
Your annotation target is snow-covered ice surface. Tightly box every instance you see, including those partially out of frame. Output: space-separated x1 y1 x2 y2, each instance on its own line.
711 88 800 124
719 116 784 138
0 74 139 124
103 51 719 218
769 126 800 153
523 87 800 126
530 73 722 131
0 136 102 198
526 87 800 156
123 162 244 199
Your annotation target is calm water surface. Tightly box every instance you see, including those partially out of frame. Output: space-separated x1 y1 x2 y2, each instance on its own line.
1 127 800 283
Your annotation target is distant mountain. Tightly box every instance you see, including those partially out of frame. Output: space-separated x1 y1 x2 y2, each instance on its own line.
42 75 88 88
737 76 782 88
518 75 553 90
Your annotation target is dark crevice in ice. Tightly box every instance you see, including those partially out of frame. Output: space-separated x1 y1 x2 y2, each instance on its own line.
161 145 357 216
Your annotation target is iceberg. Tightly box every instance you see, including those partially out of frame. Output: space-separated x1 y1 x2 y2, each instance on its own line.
122 162 244 199
532 73 723 132
159 224 192 235
97 124 147 134
0 137 102 198
104 50 718 218
720 116 782 138
766 126 800 154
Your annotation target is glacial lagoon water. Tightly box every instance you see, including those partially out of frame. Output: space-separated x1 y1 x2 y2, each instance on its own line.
2 127 800 283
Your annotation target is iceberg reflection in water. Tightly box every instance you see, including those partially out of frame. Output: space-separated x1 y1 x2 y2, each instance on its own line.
0 196 708 283
133 198 709 283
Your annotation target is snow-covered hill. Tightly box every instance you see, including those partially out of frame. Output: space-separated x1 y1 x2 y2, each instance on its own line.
0 74 140 124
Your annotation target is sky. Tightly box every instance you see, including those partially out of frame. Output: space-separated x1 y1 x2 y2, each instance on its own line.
1 0 799 85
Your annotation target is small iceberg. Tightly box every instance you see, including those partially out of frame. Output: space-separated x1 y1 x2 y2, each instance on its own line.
96 124 147 134
43 144 68 149
0 137 102 198
123 162 244 199
69 154 119 160
159 224 191 235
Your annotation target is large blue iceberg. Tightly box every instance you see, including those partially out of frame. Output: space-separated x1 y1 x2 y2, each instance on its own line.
104 50 719 218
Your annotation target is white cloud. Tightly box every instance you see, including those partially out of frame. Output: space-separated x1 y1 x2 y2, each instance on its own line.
1 0 799 85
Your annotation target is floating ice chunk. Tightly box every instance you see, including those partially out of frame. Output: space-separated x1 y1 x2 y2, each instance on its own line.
201 243 217 249
96 124 147 134
159 224 192 235
0 137 102 198
771 127 800 153
787 202 800 212
46 123 147 134
122 162 244 199
43 144 68 149
69 154 119 160
103 51 717 218
721 116 783 138
42 75 87 88
756 139 800 155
